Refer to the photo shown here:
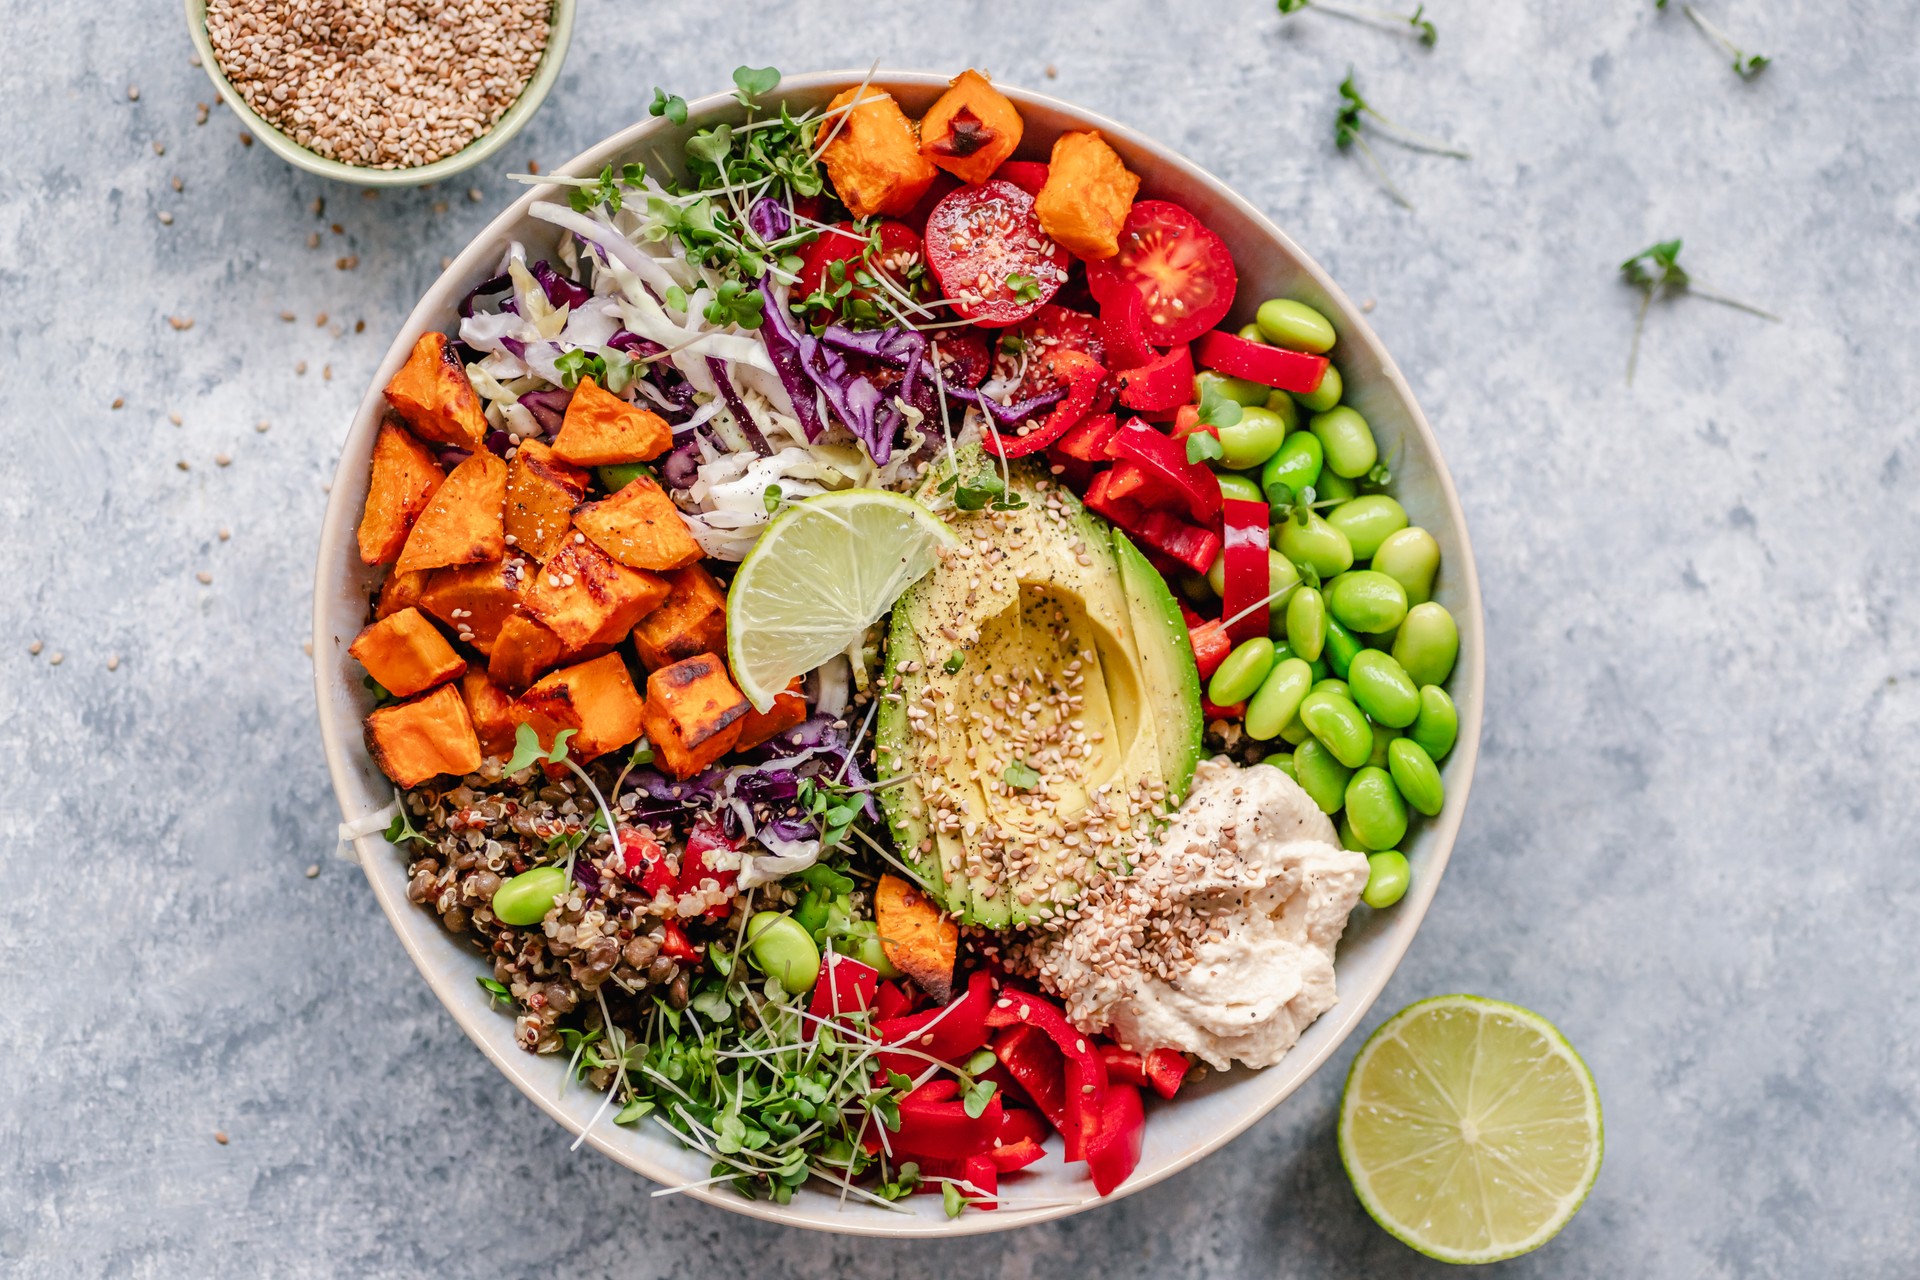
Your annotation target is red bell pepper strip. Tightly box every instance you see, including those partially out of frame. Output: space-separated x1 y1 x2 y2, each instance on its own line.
1202 697 1247 720
984 352 1105 459
997 1105 1049 1148
904 1077 960 1105
885 1091 1003 1160
1189 619 1232 679
874 970 992 1074
1096 1044 1154 1090
875 980 916 1021
1051 410 1119 463
988 1138 1045 1174
677 817 739 920
1114 345 1195 412
1194 329 1329 394
1084 470 1151 530
1133 509 1222 575
1084 1082 1146 1195
1111 421 1222 524
804 954 879 1039
658 918 700 964
990 1024 1068 1132
1220 497 1273 646
1145 1048 1190 1100
1099 284 1157 372
911 1154 1001 1207
1179 601 1204 628
989 990 1110 1162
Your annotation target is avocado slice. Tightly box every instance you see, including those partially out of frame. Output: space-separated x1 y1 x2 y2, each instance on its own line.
876 450 1200 927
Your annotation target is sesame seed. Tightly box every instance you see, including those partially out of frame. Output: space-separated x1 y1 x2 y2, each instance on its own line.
167 316 194 330
48 652 64 666
111 398 124 409
214 1131 228 1145
255 420 271 433
127 84 139 101
238 131 253 147
157 211 173 225
29 641 41 656
107 655 120 671
152 140 165 156
197 572 212 584
218 528 231 541
169 412 183 426
171 176 183 192
215 454 231 467
305 864 320 878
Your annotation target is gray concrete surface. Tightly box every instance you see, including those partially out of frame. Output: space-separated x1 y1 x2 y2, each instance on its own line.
4 1 1917 1275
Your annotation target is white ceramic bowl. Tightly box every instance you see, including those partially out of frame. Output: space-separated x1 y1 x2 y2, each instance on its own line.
313 71 1485 1236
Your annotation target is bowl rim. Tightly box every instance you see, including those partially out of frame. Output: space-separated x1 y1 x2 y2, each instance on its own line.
181 0 575 187
312 69 1485 1237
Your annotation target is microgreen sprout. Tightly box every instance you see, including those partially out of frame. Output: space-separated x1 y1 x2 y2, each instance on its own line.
649 87 689 126
1003 760 1041 791
1005 272 1043 304
552 348 608 390
567 162 646 213
384 804 428 846
936 468 1028 513
732 65 782 104
1186 431 1225 465
1658 2 1770 78
1278 0 1436 46
1619 238 1779 384
1334 69 1470 209
942 651 966 674
503 723 575 775
763 482 784 513
477 976 513 1009
703 278 768 330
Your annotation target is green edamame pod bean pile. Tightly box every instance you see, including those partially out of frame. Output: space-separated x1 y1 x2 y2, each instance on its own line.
1184 296 1467 912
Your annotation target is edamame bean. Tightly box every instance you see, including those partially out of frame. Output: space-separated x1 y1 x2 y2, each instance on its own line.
1261 431 1323 502
1338 813 1365 852
1255 298 1337 353
1217 405 1292 470
1291 739 1353 813
1309 406 1378 479
1216 473 1265 504
1236 322 1268 344
1346 649 1421 727
1293 361 1343 414
1286 587 1326 660
1272 641 1328 683
1179 570 1214 601
1408 685 1459 760
1345 766 1408 850
1323 616 1364 678
1246 657 1314 740
1373 527 1440 605
1317 469 1358 502
492 865 570 927
1362 850 1410 909
1326 495 1409 561
1194 370 1270 408
1327 570 1409 634
746 912 822 993
1392 602 1459 687
850 928 903 978
1263 752 1296 781
1367 724 1402 769
597 463 651 492
1311 677 1352 701
1209 637 1276 705
1300 688 1373 768
1275 512 1354 579
1388 738 1445 817
1280 714 1313 745
1262 391 1302 432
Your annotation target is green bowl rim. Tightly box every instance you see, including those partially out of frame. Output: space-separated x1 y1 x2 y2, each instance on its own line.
180 0 575 187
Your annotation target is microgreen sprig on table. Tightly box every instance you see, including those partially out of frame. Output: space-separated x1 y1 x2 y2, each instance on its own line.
1619 238 1780 384
1656 1 1770 78
1277 0 1436 46
1334 69 1470 209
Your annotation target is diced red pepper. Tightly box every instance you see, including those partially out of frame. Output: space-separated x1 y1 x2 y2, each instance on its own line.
1084 1081 1146 1196
984 352 1106 459
1202 697 1247 720
988 989 1109 1163
1097 1044 1154 1090
874 970 992 1074
911 1153 1001 1207
1084 469 1151 530
1134 509 1222 575
997 1105 1049 1148
904 1077 960 1105
804 954 879 1039
619 828 678 899
1194 329 1329 394
658 918 700 964
1145 1048 1190 1100
1052 410 1119 463
1221 497 1273 646
1189 619 1232 680
988 1137 1046 1174
1099 284 1157 373
990 1024 1068 1132
883 1090 1003 1160
875 980 916 1021
1111 420 1222 524
1178 601 1204 628
677 817 739 919
1167 403 1210 442
1114 345 1195 411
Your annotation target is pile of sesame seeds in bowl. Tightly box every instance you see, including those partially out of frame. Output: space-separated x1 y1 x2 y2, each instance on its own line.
201 0 553 170
332 65 1468 1217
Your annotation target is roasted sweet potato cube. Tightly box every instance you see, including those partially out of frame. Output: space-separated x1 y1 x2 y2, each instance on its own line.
348 606 466 698
919 70 1024 185
630 564 728 671
876 873 958 1003
1035 130 1141 261
550 378 672 467
357 419 446 565
519 535 669 651
489 611 569 691
643 654 750 779
573 475 702 572
733 678 808 753
504 439 588 562
459 669 520 758
364 684 482 788
376 568 432 619
395 451 508 575
418 558 524 655
515 652 648 762
819 86 938 219
384 331 487 449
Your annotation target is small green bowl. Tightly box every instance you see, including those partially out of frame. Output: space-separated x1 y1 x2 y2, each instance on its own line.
182 0 574 187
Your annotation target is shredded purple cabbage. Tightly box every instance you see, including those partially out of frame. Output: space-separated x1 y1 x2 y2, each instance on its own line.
435 446 473 469
706 357 772 455
944 382 1070 425
608 329 664 358
458 272 513 319
517 387 571 436
483 430 513 457
531 260 592 311
660 435 702 489
571 856 603 896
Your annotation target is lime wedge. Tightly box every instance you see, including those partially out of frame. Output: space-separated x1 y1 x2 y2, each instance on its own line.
726 490 958 711
1339 995 1603 1265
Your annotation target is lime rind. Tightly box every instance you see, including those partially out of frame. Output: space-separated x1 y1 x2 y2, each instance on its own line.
1338 994 1603 1266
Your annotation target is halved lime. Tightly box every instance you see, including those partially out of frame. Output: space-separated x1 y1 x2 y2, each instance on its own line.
726 490 958 711
1339 995 1603 1265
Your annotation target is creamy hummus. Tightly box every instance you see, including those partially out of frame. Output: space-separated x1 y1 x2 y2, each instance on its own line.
1022 756 1369 1070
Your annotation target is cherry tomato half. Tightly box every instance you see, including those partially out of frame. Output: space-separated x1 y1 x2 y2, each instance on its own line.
1084 199 1237 346
794 220 925 318
992 160 1049 197
924 179 1070 327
